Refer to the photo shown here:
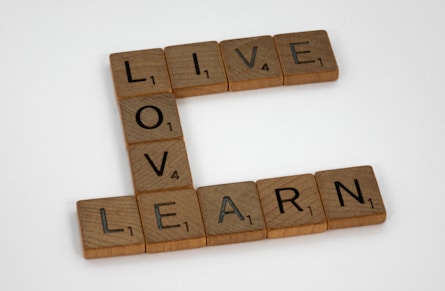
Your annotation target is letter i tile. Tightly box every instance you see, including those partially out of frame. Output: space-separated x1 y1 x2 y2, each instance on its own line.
164 41 228 97
137 189 206 253
197 182 266 246
76 196 145 258
315 166 386 229
256 174 327 238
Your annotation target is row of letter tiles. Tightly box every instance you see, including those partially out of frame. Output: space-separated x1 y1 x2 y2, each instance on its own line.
77 166 386 258
109 30 339 98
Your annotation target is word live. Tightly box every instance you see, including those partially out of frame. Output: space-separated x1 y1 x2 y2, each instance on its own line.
76 30 386 259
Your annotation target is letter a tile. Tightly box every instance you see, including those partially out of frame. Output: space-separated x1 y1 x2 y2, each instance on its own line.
220 35 283 91
76 196 145 259
274 30 339 85
128 140 193 194
315 166 386 229
119 93 183 144
110 48 172 98
256 174 327 238
137 189 206 253
164 41 228 97
197 182 266 246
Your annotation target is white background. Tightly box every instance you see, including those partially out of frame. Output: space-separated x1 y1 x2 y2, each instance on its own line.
1 0 444 290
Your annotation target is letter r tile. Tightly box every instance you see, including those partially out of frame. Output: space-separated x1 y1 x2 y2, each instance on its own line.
110 48 172 98
197 182 266 246
119 93 183 144
256 174 327 238
274 30 339 85
76 196 145 259
220 35 283 91
128 140 193 194
137 189 206 253
315 166 386 229
164 41 228 97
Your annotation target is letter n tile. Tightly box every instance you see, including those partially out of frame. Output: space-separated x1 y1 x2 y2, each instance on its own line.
315 166 386 229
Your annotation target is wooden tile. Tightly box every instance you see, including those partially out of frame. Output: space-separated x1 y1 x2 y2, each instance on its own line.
273 30 339 85
119 93 183 144
76 196 145 259
137 189 206 253
220 35 283 91
197 182 266 246
256 174 327 238
164 41 227 97
110 48 172 98
315 166 386 229
128 139 193 194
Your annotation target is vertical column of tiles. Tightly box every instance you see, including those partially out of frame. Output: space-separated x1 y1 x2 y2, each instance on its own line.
220 35 283 91
197 182 266 246
164 41 228 97
77 196 145 259
109 47 200 194
110 48 172 98
274 30 339 85
256 174 327 238
137 189 206 253
315 166 386 229
117 93 193 194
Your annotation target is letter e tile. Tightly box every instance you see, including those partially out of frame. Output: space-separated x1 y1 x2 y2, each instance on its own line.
164 41 228 97
110 48 172 98
197 182 266 246
76 196 145 259
137 189 206 253
274 30 339 85
315 166 386 229
220 35 283 91
256 174 327 238
119 93 183 144
128 140 193 194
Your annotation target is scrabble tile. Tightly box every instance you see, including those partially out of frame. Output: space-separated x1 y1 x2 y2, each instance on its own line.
164 41 228 97
119 93 183 144
273 30 339 85
197 181 266 246
128 139 193 194
76 196 145 259
256 174 327 238
315 166 386 229
110 48 172 98
137 189 206 253
220 35 283 91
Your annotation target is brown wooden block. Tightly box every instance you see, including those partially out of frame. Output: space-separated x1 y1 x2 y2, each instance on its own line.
197 182 266 246
76 196 145 259
110 48 172 98
137 189 206 253
256 174 327 238
164 41 227 97
128 139 193 194
315 166 386 229
273 30 339 85
220 35 283 91
119 93 183 144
